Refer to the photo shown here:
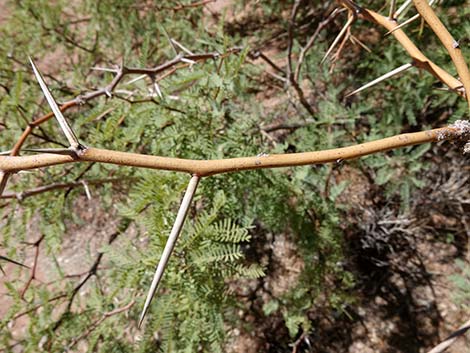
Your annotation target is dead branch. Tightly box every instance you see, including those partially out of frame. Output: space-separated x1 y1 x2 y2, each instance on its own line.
19 234 45 299
68 300 136 349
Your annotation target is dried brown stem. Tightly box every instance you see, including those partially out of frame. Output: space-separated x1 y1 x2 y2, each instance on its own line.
294 8 342 82
12 293 68 321
19 234 45 299
287 0 302 80
262 119 316 133
172 0 215 11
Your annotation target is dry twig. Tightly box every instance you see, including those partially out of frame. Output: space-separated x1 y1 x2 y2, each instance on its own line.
0 177 135 201
19 234 45 299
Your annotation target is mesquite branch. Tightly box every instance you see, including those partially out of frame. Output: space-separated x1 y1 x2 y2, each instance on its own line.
11 49 240 156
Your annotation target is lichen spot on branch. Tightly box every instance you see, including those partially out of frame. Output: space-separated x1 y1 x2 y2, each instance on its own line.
438 120 470 153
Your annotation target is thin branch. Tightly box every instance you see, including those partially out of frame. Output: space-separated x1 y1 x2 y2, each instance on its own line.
171 0 215 11
294 8 342 82
250 51 286 76
12 293 68 320
19 234 45 299
0 255 29 270
262 119 316 133
287 0 302 80
427 318 470 353
0 177 134 200
68 300 136 349
139 175 200 328
412 0 470 110
130 0 215 12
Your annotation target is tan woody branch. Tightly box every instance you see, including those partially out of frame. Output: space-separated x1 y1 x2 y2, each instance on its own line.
0 125 467 178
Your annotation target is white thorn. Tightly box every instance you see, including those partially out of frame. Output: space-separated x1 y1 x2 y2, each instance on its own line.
171 39 194 56
387 0 437 36
81 180 92 200
321 14 355 64
389 0 397 19
394 0 412 19
124 74 147 86
29 57 81 151
345 63 413 97
138 175 200 328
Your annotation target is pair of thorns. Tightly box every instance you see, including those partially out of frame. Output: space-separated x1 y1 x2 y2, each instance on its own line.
28 58 182 327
